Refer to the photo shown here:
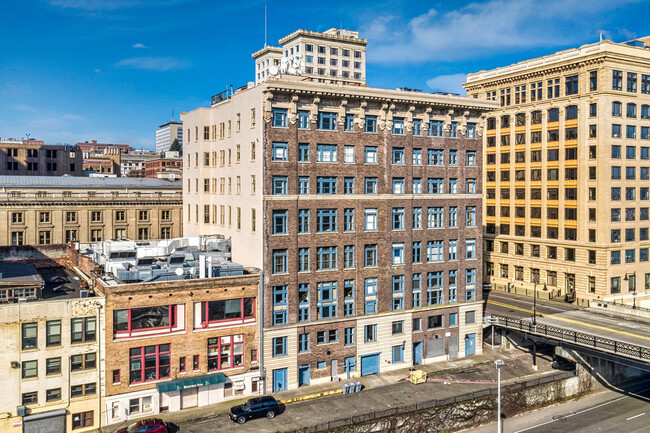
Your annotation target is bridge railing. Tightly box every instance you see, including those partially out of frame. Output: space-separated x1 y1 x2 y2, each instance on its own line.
487 314 650 363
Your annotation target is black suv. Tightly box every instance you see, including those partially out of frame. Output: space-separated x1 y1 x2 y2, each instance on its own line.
229 396 279 424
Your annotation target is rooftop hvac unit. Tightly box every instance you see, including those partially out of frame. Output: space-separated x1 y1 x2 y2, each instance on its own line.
79 290 89 298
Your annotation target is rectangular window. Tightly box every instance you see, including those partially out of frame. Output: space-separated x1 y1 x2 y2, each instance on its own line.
365 116 377 133
427 315 443 329
298 143 309 162
364 324 377 342
72 411 94 429
272 250 288 274
364 209 378 231
318 112 337 130
316 144 337 162
272 176 288 195
272 108 287 127
22 360 38 378
272 337 287 356
298 110 310 129
364 146 378 163
22 322 38 350
393 117 405 135
429 120 443 137
46 320 61 347
71 317 96 343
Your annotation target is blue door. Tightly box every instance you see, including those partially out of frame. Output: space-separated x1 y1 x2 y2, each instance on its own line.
413 342 423 365
272 368 287 392
360 353 380 376
344 357 356 379
298 365 310 387
465 333 476 356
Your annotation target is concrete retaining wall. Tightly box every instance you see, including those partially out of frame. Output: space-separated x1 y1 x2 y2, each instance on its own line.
589 300 650 319
291 371 583 433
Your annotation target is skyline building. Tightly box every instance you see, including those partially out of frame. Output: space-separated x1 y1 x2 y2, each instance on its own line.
463 35 650 303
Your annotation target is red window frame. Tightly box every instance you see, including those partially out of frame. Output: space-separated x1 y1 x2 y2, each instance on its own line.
207 335 245 371
179 356 186 373
200 297 255 327
114 305 178 338
129 344 171 384
192 355 200 371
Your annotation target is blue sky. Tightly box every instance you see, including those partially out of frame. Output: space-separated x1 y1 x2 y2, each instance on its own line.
1 0 649 149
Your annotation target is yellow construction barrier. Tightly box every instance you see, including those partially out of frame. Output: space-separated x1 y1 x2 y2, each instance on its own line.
409 370 427 385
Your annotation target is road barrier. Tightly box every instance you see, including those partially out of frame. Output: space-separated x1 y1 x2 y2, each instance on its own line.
488 314 650 363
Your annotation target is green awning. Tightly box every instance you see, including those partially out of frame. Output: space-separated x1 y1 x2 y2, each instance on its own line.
156 373 226 393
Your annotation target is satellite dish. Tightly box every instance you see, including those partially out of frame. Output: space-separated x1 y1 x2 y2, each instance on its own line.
174 268 183 276
189 267 196 275
280 57 289 66
291 57 301 68
288 67 296 75
269 65 278 75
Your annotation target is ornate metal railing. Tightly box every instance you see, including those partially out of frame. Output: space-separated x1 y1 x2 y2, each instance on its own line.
487 314 650 363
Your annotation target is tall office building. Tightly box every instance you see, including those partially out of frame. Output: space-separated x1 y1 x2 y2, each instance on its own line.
183 40 497 390
156 120 183 154
253 28 367 86
463 36 650 304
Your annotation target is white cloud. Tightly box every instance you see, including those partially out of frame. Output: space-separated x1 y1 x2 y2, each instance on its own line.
426 74 468 96
132 43 150 49
115 57 190 71
49 0 192 10
363 0 645 63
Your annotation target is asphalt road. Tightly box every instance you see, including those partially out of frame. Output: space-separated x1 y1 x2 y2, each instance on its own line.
484 291 650 348
466 380 650 433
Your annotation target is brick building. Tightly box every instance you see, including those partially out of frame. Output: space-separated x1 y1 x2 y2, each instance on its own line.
75 237 261 426
0 139 83 176
144 157 183 178
183 58 498 391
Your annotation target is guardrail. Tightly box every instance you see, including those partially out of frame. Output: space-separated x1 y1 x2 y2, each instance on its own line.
487 314 650 363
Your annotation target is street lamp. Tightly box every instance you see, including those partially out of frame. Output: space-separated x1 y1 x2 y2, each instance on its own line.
623 272 637 309
495 359 504 433
532 275 537 326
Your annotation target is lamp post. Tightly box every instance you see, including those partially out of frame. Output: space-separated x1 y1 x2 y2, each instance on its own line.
532 275 537 326
623 272 637 309
495 359 504 433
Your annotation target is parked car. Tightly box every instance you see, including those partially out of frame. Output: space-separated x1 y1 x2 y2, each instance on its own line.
115 418 168 433
229 396 279 424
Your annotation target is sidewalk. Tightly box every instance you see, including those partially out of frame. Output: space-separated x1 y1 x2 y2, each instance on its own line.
107 345 558 433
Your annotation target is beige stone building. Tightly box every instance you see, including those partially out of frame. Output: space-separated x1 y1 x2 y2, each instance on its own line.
0 265 104 433
253 28 367 86
0 176 182 246
463 36 650 304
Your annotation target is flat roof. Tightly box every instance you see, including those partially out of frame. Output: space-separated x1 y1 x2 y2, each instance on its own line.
0 264 44 286
40 267 85 300
0 176 182 189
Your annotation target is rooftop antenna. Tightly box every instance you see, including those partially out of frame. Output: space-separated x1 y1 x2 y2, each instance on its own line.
171 109 174 121
264 4 268 47
600 32 603 42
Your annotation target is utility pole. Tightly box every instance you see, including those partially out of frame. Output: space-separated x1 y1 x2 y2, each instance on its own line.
495 359 504 433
